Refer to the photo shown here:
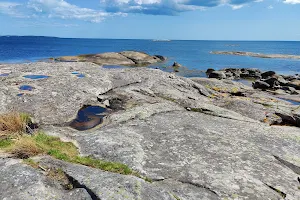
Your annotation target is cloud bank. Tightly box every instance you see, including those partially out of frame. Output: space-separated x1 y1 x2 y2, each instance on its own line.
100 0 264 15
0 0 299 23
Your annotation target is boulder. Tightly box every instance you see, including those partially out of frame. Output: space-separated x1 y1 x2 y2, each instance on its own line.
172 62 182 72
282 75 297 81
246 68 262 79
287 80 300 90
206 68 215 76
263 77 280 88
208 71 226 79
261 71 276 79
252 80 270 90
119 51 164 65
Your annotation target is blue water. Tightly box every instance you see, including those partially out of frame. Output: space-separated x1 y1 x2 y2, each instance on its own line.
23 75 50 80
19 85 34 91
1 36 300 75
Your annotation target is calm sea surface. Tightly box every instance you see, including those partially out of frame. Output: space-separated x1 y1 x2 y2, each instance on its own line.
0 36 299 75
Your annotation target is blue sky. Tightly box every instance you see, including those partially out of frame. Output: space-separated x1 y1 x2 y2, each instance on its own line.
0 0 300 40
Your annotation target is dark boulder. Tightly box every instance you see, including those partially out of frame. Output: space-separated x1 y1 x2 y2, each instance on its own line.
247 68 262 79
172 62 182 68
264 77 280 88
154 55 167 61
208 71 226 79
261 71 276 79
252 80 270 90
206 68 215 75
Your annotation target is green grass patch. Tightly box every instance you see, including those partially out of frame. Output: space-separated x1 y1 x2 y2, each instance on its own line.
0 112 146 178
0 131 134 176
74 156 132 175
23 158 39 168
0 139 13 148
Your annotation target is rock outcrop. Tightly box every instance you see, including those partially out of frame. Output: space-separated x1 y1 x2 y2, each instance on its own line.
55 51 166 66
207 68 300 98
1 62 300 200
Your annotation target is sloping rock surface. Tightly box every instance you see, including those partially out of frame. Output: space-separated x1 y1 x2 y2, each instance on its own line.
1 62 300 200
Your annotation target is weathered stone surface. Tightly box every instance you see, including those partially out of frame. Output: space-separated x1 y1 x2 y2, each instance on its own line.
57 111 300 200
191 77 253 93
56 51 166 66
38 157 176 200
1 62 300 200
0 158 92 200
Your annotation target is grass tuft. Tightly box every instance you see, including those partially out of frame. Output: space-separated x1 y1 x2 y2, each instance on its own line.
74 156 133 175
23 158 39 168
0 112 31 139
0 139 13 148
11 136 41 159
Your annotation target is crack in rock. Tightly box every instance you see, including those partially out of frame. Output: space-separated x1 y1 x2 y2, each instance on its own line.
264 183 287 199
274 155 300 175
64 172 101 200
98 80 142 96
177 180 219 196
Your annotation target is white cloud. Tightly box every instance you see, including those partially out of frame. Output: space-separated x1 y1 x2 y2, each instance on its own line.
0 2 26 17
0 0 123 22
100 0 265 15
231 4 245 10
283 0 300 4
267 5 273 9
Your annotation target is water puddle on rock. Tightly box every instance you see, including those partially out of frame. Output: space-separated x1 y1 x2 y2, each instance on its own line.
19 85 34 91
23 75 50 80
103 65 127 69
76 74 85 78
71 72 80 75
17 93 24 97
0 73 10 77
69 106 107 131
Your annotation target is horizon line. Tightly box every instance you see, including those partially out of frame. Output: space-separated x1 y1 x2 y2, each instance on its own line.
1 35 300 42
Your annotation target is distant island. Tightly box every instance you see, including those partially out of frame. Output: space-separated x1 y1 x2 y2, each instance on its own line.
211 51 300 60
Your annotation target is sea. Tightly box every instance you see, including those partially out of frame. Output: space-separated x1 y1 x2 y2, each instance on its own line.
0 36 299 76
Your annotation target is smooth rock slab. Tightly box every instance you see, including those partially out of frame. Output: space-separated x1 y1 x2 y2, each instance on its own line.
71 111 300 200
39 157 177 200
0 158 92 200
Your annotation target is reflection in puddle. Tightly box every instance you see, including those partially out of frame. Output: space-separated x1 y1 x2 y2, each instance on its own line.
72 72 80 75
17 93 24 97
0 73 9 77
70 106 107 131
23 75 50 80
19 85 34 91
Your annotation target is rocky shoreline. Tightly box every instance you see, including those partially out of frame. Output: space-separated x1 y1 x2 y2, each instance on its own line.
206 68 300 102
0 59 300 200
